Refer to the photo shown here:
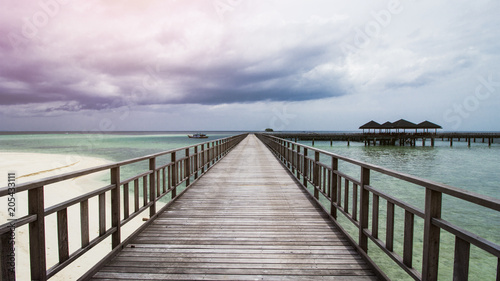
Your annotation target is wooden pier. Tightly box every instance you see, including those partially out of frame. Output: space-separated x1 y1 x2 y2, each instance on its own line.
1 134 499 281
269 132 500 147
90 134 379 280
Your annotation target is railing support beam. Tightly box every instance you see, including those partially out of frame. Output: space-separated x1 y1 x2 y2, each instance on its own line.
331 157 338 219
359 167 370 252
303 148 308 187
171 153 177 198
111 167 121 249
313 151 320 199
422 189 442 281
185 149 190 186
29 186 47 281
149 158 156 218
453 237 470 281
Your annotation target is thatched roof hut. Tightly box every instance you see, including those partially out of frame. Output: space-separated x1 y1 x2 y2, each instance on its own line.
417 121 442 133
380 121 394 133
359 119 441 134
392 119 417 133
359 120 381 133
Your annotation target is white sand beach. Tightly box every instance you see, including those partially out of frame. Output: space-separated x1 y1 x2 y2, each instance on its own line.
0 152 140 280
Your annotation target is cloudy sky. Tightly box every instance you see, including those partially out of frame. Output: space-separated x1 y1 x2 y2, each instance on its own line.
1 0 499 131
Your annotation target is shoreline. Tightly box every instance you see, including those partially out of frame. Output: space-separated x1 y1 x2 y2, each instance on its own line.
0 152 118 280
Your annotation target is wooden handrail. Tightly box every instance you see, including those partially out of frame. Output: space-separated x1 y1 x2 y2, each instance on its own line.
256 134 500 281
0 136 244 197
0 134 247 281
260 135 500 211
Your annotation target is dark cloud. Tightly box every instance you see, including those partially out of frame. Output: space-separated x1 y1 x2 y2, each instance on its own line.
0 17 348 114
1 0 499 127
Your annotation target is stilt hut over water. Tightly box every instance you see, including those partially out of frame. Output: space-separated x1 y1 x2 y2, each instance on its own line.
417 120 442 134
392 119 418 133
360 119 442 134
380 121 394 133
359 120 381 133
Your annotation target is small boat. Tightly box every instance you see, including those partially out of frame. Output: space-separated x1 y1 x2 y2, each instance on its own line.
188 133 208 139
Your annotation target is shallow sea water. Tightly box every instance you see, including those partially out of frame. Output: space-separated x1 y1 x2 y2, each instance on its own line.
300 139 499 280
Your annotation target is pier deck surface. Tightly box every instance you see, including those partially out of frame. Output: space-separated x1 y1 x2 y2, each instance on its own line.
91 134 377 280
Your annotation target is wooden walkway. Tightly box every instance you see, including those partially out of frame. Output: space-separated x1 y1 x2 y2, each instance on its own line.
90 134 377 280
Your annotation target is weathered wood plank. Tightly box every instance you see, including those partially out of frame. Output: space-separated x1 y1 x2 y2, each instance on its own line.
91 135 376 280
98 193 106 236
57 209 69 263
97 266 373 276
105 260 369 269
80 200 90 248
91 272 378 281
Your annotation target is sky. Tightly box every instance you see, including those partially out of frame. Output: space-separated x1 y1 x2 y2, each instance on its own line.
1 0 499 132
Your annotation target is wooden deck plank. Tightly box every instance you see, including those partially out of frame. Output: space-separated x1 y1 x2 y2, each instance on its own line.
91 134 377 280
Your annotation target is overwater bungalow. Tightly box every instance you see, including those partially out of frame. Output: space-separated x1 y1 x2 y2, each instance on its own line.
380 121 394 133
360 119 442 135
391 119 418 133
417 120 442 134
359 120 381 133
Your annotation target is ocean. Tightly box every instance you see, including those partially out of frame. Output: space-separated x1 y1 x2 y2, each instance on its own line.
298 138 500 280
1 132 498 280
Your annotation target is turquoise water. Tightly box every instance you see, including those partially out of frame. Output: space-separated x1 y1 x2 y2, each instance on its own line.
298 139 500 280
0 132 240 181
1 133 498 279
0 132 241 162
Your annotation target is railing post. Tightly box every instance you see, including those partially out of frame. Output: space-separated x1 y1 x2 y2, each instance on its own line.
331 157 338 219
29 186 47 281
286 142 291 168
171 153 177 198
359 167 370 252
422 188 442 281
201 144 205 174
209 142 214 165
207 143 211 168
217 140 220 160
303 148 308 187
57 209 69 263
212 141 216 163
111 166 121 248
313 151 320 199
216 140 220 161
282 140 286 164
453 237 470 281
214 141 217 161
149 158 156 217
296 145 301 180
219 140 223 159
185 148 190 186
194 146 199 180
291 143 295 174
1 230 15 281
403 210 414 268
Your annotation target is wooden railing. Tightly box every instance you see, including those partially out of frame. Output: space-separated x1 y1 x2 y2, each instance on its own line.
257 134 500 281
0 134 247 281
